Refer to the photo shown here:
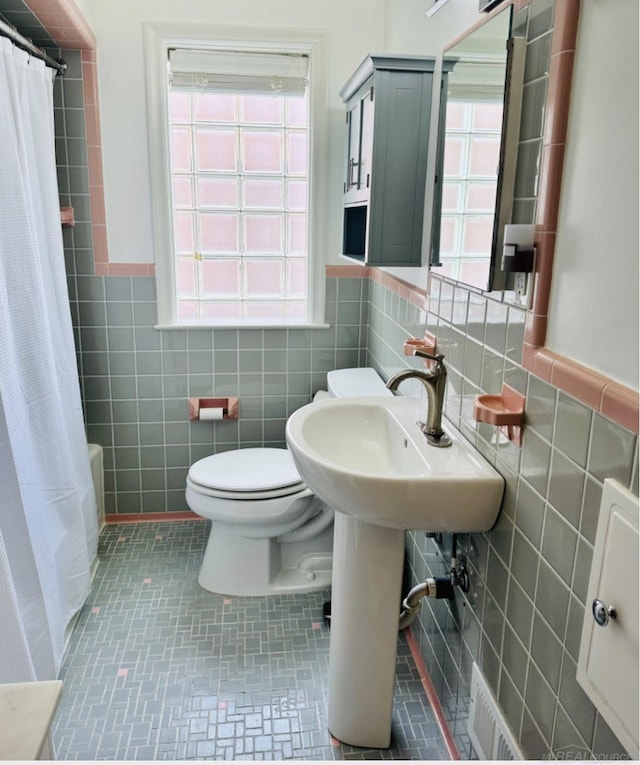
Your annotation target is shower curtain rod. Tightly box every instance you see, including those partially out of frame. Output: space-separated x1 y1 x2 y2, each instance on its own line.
0 17 67 75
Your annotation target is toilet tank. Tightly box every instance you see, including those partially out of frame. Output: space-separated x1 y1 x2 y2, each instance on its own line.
327 367 392 398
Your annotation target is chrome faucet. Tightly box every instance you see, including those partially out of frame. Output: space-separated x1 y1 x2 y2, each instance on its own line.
386 350 452 448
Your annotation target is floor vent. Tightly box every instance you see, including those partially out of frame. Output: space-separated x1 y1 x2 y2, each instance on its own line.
468 662 524 760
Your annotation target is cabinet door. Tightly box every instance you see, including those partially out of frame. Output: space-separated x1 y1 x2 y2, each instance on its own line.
344 82 373 204
367 69 433 266
577 479 639 758
344 100 361 197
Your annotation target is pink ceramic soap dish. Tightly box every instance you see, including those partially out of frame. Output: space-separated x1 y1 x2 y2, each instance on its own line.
474 384 525 447
403 332 437 364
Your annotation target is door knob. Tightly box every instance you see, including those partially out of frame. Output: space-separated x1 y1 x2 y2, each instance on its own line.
592 598 617 627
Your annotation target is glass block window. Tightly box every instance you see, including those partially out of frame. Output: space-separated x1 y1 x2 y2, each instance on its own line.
439 99 502 277
167 49 310 324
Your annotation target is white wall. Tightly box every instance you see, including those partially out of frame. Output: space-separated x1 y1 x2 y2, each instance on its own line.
546 0 639 389
82 0 387 266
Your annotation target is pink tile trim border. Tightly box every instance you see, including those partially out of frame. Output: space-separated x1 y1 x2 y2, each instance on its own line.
405 627 460 760
105 511 202 524
24 0 95 49
601 382 640 434
25 4 154 278
326 265 369 279
524 4 579 369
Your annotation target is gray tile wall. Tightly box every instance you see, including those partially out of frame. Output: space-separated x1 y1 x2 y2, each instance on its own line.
366 276 638 760
76 275 368 515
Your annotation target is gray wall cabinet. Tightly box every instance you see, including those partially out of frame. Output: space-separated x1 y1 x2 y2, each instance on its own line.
340 55 436 267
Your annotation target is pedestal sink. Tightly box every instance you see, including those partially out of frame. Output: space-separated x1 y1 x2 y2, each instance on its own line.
285 395 504 748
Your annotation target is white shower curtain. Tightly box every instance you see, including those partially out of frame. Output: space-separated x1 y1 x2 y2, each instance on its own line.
0 38 98 681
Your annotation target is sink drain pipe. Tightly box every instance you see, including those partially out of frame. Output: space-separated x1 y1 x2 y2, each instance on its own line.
399 533 469 631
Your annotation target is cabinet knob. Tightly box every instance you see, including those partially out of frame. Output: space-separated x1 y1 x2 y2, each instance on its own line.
592 598 617 627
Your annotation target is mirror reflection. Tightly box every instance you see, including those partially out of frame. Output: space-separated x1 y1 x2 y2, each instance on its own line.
431 7 516 291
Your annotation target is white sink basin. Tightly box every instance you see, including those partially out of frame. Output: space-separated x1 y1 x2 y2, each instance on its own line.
286 393 506 748
285 395 504 532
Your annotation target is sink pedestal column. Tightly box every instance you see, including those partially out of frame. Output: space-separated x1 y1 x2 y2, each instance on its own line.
327 512 405 748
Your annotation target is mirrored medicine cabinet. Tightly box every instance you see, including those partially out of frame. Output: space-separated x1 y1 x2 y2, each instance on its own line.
430 5 526 292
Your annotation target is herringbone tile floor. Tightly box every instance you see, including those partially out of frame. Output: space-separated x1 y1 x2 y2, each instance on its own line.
52 521 449 760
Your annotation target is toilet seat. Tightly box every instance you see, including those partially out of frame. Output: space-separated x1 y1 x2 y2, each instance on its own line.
188 447 305 500
186 447 313 527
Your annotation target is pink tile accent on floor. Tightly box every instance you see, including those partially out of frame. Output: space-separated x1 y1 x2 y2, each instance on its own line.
311 622 322 630
143 578 152 584
117 668 128 678
223 598 232 605
218 701 227 709
91 607 100 614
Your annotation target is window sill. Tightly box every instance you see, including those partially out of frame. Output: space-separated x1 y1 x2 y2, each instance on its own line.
154 321 331 331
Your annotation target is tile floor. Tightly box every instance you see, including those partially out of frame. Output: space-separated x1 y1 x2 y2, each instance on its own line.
53 521 449 760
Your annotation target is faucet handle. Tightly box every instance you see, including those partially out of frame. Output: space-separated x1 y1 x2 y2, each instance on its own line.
412 349 444 363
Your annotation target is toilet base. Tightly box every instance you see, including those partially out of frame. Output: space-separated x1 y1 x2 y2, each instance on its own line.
198 521 333 596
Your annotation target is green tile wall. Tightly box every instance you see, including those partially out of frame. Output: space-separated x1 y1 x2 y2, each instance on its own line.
71 269 368 515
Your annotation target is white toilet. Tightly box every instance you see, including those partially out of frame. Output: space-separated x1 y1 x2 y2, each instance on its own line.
185 367 392 596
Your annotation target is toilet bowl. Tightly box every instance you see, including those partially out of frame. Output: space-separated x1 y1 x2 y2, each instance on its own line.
185 367 392 596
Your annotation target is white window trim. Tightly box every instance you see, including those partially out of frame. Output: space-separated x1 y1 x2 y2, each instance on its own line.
143 21 329 329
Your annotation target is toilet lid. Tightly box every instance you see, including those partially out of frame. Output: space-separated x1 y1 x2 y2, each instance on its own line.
189 448 304 493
